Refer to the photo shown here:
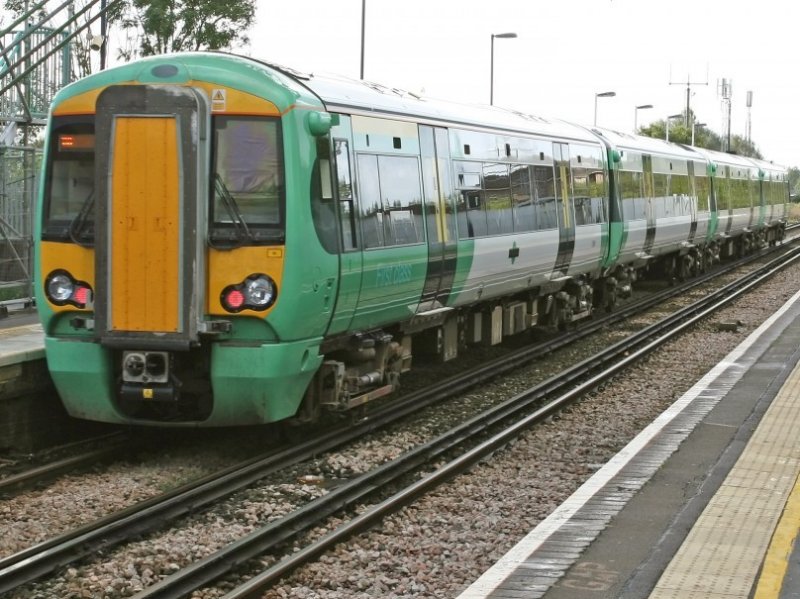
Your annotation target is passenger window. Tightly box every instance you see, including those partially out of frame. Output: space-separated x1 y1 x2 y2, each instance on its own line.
511 165 535 232
533 164 557 230
454 161 486 238
310 137 339 253
357 154 424 248
483 163 512 235
619 170 646 220
335 140 357 251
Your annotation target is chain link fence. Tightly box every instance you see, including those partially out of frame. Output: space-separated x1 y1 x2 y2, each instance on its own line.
0 147 40 304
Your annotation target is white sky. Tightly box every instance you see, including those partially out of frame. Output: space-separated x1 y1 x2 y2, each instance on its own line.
241 0 799 167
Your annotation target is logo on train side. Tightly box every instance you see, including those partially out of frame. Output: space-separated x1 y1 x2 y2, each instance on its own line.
376 264 413 287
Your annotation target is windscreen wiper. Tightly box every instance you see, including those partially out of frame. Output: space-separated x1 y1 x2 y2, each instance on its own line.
68 190 94 247
212 174 253 247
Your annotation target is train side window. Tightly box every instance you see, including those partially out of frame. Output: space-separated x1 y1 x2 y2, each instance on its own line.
716 171 731 210
618 170 646 220
454 161 485 238
511 165 535 232
695 174 710 212
749 177 760 208
335 140 358 251
376 155 424 246
569 145 606 226
357 154 424 248
483 163 512 235
532 164 557 230
357 155 384 248
310 137 339 253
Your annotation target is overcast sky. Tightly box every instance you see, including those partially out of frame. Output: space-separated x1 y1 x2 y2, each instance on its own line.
243 0 798 167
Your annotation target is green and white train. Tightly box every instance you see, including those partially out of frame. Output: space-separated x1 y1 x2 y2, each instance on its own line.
35 52 788 426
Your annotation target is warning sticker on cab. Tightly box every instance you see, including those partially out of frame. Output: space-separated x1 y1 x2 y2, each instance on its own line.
211 88 227 112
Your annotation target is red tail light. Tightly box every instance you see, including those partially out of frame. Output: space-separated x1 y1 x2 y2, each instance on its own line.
223 289 245 310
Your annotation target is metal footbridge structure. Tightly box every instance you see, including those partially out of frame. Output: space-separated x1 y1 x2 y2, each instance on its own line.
0 0 115 307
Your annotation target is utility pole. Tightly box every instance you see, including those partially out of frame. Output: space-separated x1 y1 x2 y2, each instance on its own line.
669 67 708 126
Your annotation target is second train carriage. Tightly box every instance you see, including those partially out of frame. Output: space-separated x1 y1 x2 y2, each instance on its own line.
35 52 789 426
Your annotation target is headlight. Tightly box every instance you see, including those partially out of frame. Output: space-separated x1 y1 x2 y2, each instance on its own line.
47 273 74 302
244 276 275 307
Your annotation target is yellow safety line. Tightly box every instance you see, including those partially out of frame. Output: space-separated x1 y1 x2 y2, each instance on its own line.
753 471 800 598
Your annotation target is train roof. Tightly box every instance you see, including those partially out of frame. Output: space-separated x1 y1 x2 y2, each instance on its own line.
262 60 600 145
590 127 706 162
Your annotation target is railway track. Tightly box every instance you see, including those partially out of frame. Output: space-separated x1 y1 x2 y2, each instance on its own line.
2 238 799 597
0 431 131 496
136 241 800 599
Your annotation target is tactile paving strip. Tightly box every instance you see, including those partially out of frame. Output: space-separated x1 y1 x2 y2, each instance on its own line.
649 363 800 598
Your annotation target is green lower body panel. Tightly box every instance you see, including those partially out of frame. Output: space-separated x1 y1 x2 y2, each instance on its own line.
209 340 323 426
45 337 117 422
45 336 323 427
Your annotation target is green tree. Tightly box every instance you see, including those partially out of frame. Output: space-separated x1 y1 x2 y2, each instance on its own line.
638 112 762 158
120 0 256 58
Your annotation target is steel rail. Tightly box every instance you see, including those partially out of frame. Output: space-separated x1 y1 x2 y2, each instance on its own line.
0 431 130 496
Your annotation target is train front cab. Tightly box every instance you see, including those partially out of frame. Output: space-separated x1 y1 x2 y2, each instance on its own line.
38 61 327 426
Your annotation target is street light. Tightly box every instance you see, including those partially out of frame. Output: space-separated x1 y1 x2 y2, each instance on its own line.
692 122 706 146
665 113 683 142
594 91 616 126
490 32 517 105
634 104 653 132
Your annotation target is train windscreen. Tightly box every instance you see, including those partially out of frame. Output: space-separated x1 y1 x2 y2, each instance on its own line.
210 115 285 246
42 118 96 244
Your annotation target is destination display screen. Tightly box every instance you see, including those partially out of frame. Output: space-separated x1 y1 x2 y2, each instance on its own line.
58 133 95 152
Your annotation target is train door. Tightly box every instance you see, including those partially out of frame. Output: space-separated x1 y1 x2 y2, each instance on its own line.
93 85 209 348
326 116 363 335
418 126 457 310
687 161 698 243
641 154 656 255
553 142 575 275
348 115 429 330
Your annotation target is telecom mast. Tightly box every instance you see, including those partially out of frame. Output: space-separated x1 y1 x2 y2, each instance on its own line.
718 78 733 152
669 66 708 126
745 91 753 144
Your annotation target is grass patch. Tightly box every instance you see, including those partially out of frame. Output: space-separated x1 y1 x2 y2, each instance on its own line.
0 284 28 302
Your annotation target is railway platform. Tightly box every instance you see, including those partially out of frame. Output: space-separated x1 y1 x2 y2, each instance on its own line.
0 308 44 367
458 287 800 599
0 308 78 452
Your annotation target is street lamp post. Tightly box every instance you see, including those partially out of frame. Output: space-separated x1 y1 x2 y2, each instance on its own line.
634 104 653 132
594 91 616 126
665 113 683 142
692 122 706 146
360 0 366 79
490 32 517 105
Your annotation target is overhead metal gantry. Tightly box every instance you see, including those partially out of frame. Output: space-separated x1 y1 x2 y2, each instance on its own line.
0 0 119 303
